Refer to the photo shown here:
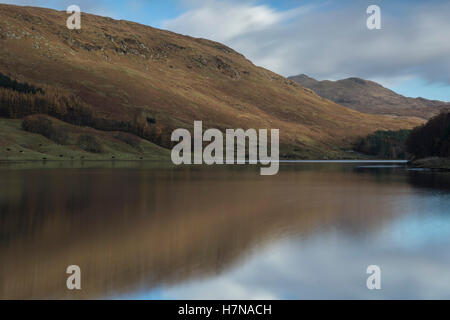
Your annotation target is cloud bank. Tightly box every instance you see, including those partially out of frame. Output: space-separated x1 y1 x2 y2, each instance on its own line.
163 0 450 87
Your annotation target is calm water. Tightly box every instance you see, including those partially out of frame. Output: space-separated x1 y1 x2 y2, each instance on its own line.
1 161 450 299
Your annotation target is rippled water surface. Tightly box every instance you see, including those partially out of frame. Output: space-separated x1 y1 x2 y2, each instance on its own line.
1 161 450 299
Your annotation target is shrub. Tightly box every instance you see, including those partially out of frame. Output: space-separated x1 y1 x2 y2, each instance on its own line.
113 132 141 149
77 134 103 153
22 116 68 145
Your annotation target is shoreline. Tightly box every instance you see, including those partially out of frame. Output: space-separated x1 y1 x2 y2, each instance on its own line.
408 157 450 171
0 159 408 163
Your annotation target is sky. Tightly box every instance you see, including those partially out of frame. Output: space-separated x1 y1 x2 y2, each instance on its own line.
1 0 450 101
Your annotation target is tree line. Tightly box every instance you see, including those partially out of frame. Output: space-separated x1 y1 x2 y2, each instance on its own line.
0 72 44 95
354 110 450 160
0 73 171 148
354 129 411 159
406 111 450 159
0 87 95 125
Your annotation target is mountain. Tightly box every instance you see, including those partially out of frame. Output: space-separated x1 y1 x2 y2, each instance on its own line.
0 4 423 160
289 74 449 120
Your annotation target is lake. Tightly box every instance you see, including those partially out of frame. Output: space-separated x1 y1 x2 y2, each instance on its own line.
1 161 450 299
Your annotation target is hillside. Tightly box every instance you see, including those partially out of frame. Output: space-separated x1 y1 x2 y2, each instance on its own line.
0 4 424 160
289 74 449 120
0 116 169 161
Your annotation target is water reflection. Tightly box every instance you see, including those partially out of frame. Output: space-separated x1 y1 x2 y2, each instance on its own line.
0 163 449 299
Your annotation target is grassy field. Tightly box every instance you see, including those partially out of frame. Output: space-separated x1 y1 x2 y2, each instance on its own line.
0 117 170 161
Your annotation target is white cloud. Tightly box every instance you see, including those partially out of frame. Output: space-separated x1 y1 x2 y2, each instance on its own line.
163 1 309 42
163 0 450 87
149 232 450 299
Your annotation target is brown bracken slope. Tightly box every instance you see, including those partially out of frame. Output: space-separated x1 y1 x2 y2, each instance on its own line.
289 74 449 120
0 4 423 159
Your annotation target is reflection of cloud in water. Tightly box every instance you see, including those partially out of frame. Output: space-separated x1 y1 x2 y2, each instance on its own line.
378 197 450 249
1 164 450 299
151 224 450 300
135 178 450 300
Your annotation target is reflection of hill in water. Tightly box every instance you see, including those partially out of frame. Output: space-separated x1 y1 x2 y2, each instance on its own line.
0 165 413 299
351 164 450 192
407 170 450 191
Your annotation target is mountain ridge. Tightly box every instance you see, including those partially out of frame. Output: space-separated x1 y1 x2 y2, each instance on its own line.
289 74 449 119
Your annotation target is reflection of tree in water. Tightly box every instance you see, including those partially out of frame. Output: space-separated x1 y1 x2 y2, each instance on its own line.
0 171 95 244
407 170 450 191
0 166 411 299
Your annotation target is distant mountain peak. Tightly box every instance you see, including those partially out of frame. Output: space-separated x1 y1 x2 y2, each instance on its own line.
344 77 368 85
288 74 449 119
288 74 318 87
296 74 317 80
